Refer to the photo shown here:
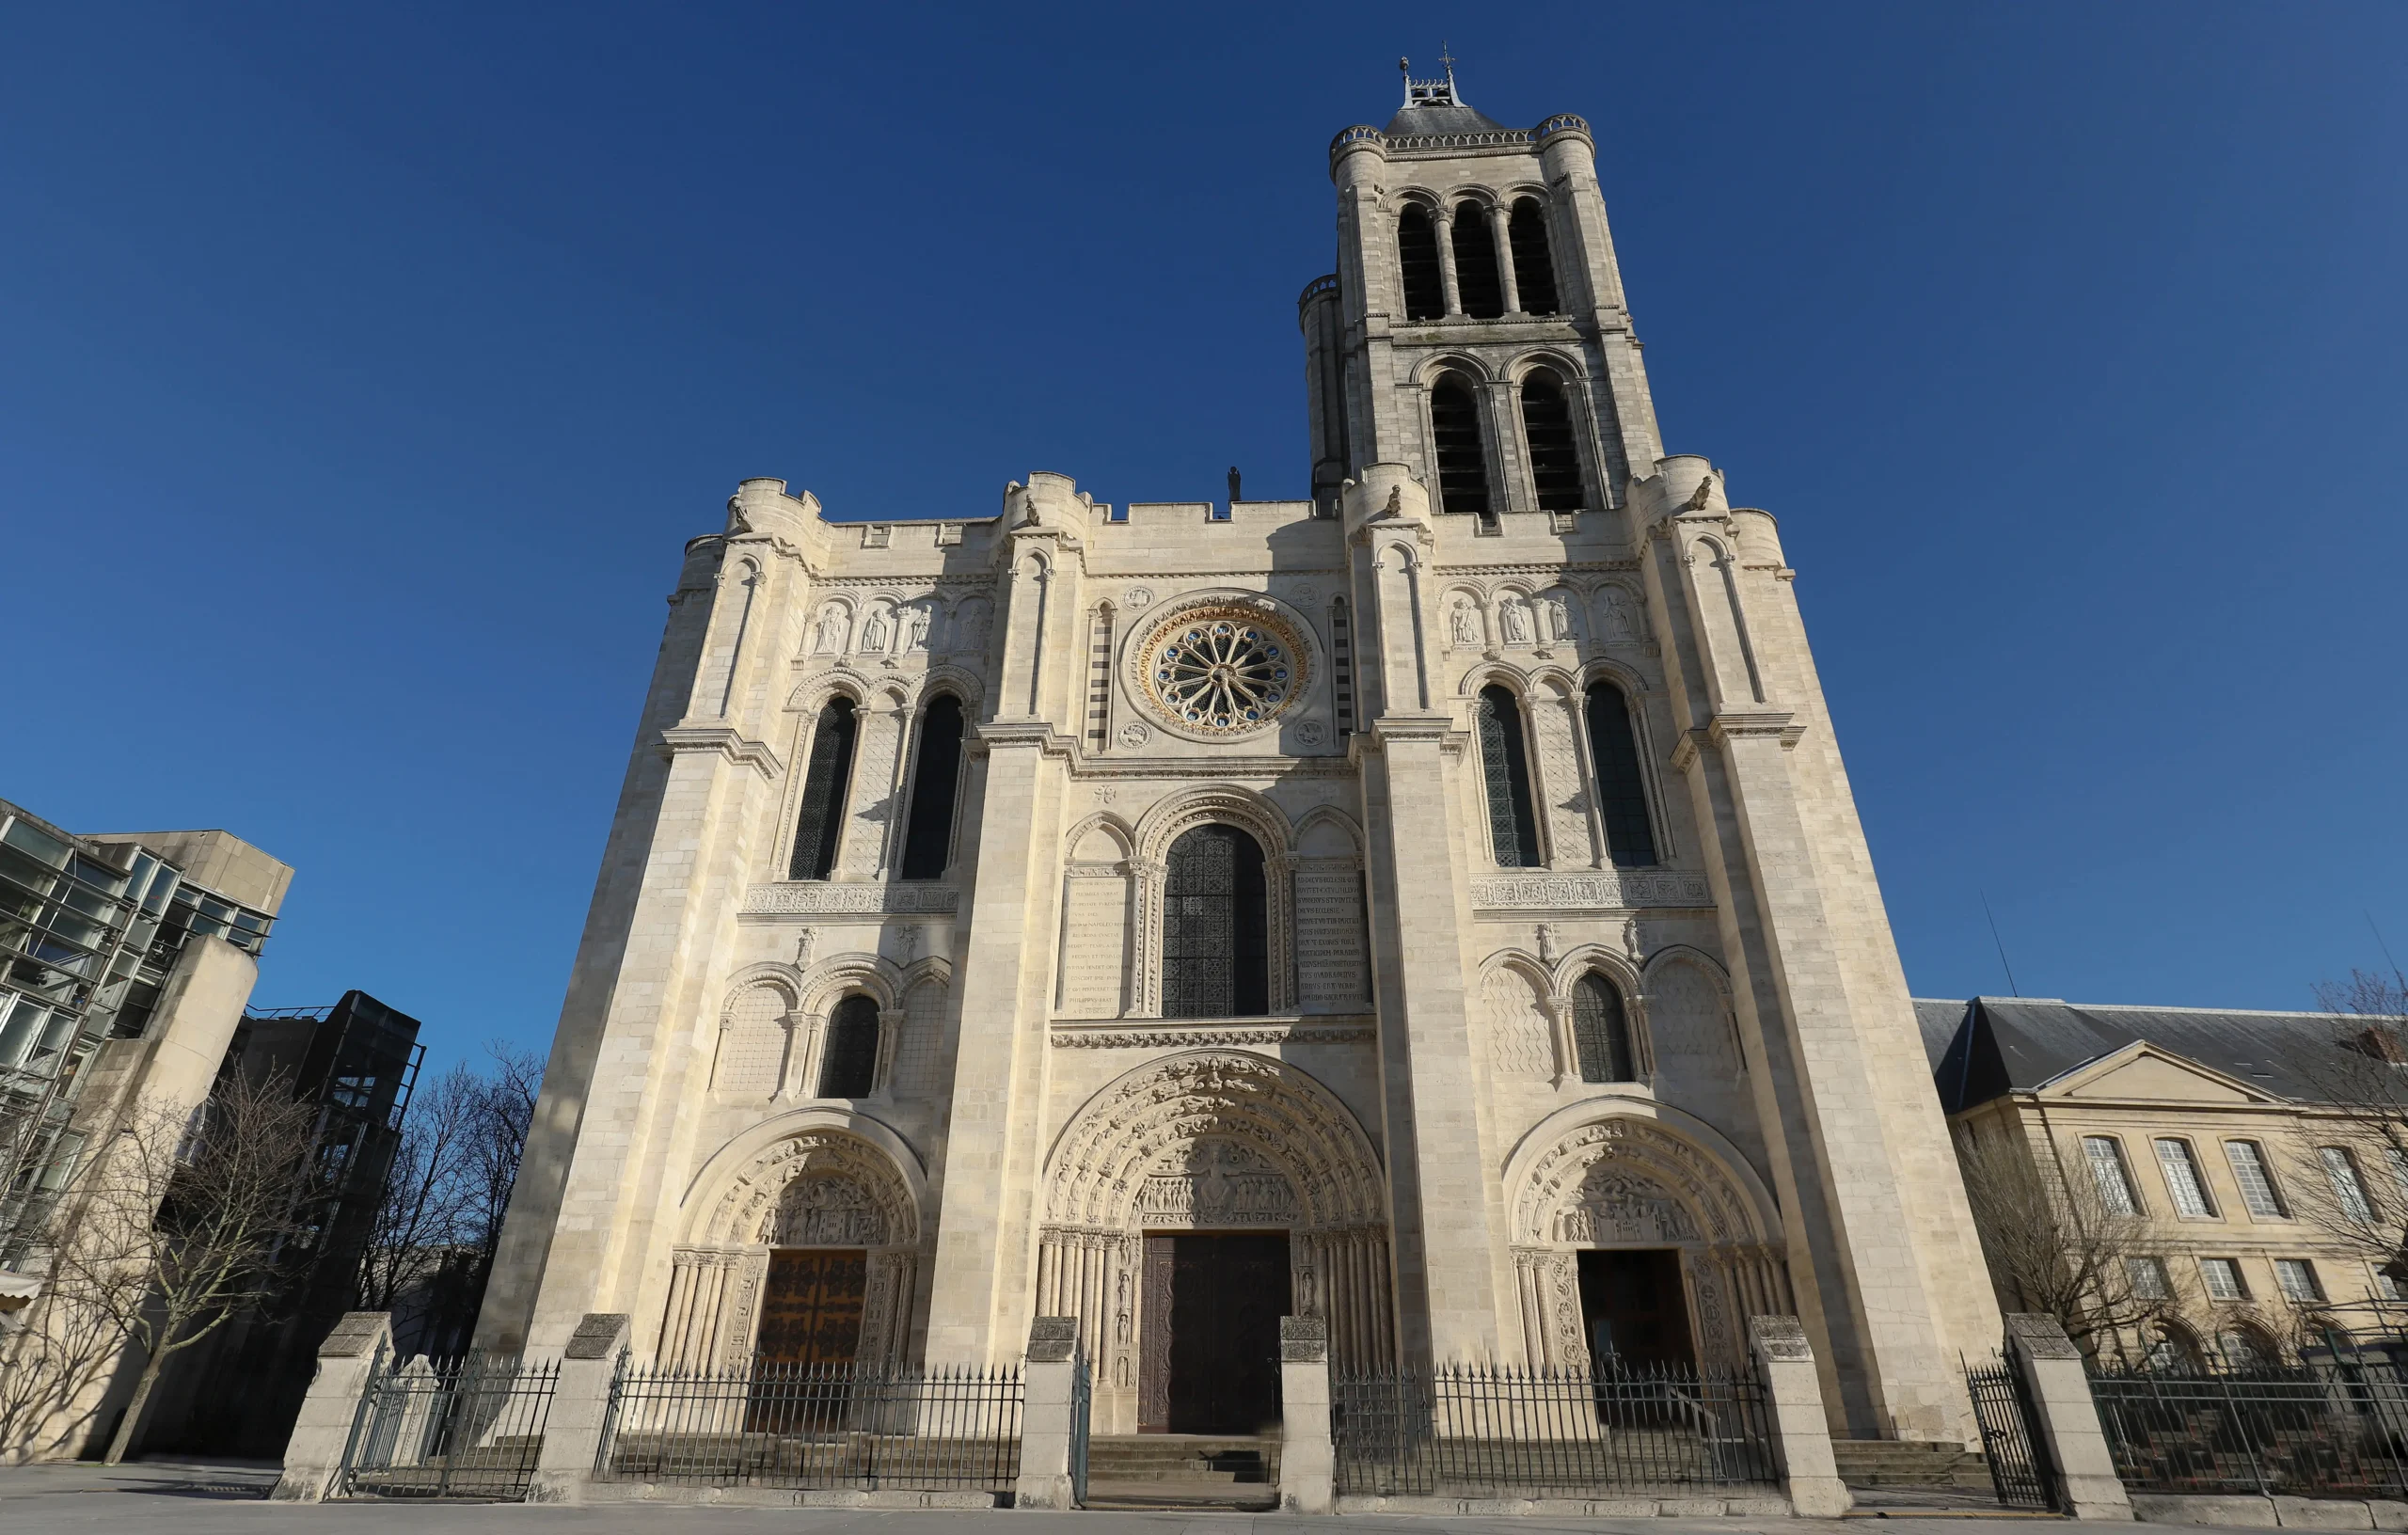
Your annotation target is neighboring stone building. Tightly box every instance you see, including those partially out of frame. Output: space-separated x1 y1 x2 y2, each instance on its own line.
1922 995 2408 1368
477 63 2001 1445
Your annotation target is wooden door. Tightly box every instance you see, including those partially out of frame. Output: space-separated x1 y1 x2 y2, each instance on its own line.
755 1248 869 1365
1138 1232 1290 1434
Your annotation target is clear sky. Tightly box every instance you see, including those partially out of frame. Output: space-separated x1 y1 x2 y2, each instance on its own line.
5 4 2403 1077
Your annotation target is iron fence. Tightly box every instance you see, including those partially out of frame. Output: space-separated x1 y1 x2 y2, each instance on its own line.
339 1350 558 1499
595 1359 1022 1495
1965 1357 2057 1510
1333 1362 1780 1499
2089 1355 2408 1498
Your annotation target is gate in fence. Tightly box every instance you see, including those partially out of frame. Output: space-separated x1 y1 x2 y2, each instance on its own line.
594 1359 1022 1496
2087 1353 2408 1499
1964 1358 2057 1511
338 1349 559 1499
1069 1353 1092 1508
1332 1362 1780 1501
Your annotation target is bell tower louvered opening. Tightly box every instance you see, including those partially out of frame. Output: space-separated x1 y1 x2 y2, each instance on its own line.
1520 372 1584 512
1450 201 1505 319
1430 374 1492 516
1397 205 1445 321
1508 198 1559 315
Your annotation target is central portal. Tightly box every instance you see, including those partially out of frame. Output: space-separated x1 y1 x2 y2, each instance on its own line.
756 1247 868 1365
1138 1232 1289 1433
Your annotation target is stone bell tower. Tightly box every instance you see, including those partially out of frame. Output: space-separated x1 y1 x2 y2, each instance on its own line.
1299 59 2003 1440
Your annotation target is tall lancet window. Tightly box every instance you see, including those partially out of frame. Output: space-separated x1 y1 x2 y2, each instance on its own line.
898 694 964 878
1475 685 1542 867
817 993 879 1099
1572 973 1638 1084
1520 372 1585 512
1397 206 1445 320
1584 680 1658 868
788 696 859 880
1430 374 1492 517
1450 200 1505 318
1162 824 1269 1019
1508 198 1560 315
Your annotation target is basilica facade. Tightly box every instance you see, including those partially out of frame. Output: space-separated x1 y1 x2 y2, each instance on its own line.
477 67 2001 1444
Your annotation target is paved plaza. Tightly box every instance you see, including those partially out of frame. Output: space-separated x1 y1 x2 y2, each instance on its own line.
0 1460 2223 1535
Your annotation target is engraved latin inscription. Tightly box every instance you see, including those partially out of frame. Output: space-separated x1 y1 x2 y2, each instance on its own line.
1292 864 1370 1012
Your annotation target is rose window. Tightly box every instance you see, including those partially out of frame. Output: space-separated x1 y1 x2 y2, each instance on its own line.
1133 603 1308 739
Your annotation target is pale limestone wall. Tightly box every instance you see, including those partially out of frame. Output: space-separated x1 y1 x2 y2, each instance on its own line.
476 96 1996 1452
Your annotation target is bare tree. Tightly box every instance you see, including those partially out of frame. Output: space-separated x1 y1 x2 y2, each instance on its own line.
1955 1124 2167 1355
2287 968 2408 1313
46 1070 325 1464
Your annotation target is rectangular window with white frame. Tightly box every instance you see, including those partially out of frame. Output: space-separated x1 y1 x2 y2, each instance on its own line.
2156 1138 2217 1218
2322 1147 2376 1224
2127 1256 2171 1300
2375 1266 2407 1304
2224 1140 2288 1219
2083 1135 2140 1215
2199 1257 2247 1300
2274 1258 2323 1302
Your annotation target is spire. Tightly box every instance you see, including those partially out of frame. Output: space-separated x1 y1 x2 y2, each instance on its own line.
1398 44 1468 111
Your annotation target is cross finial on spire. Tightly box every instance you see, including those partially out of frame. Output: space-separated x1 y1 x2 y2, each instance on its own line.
1438 41 1457 73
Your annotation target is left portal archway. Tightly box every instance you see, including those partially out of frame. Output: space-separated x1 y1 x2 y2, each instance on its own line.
660 1125 922 1371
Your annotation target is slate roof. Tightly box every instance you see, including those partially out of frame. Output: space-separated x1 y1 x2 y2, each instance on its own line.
1383 103 1514 137
1913 995 2368 1115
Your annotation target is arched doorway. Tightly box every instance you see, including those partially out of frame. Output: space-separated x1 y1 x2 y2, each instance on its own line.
1507 1108 1788 1371
1039 1052 1389 1434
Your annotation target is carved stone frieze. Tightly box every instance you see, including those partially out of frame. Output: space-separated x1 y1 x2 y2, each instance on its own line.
1049 1021 1372 1048
1472 870 1711 910
741 883 959 915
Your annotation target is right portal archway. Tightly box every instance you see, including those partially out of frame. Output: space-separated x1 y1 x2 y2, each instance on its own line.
1507 1107 1789 1370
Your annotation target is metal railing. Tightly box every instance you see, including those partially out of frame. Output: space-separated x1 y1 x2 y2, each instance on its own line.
339 1350 558 1499
596 1359 1022 1494
1965 1357 2057 1510
2089 1354 2408 1498
1333 1362 1780 1499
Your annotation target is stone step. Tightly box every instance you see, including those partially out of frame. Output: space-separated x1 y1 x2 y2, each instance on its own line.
1830 1440 1992 1489
1085 1435 1279 1484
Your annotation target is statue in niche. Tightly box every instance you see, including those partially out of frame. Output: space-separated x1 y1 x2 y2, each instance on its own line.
813 604 850 655
1498 597 1533 646
860 607 892 653
1450 601 1481 649
903 605 932 652
1599 587 1640 641
956 601 991 653
1542 594 1575 642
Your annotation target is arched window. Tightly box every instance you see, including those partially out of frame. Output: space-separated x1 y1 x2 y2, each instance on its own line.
1584 681 1658 867
1450 200 1505 319
1520 372 1585 512
1397 206 1444 321
898 694 964 878
1572 973 1637 1084
817 993 880 1099
788 696 859 880
1475 686 1541 867
1430 374 1492 517
1508 198 1559 315
1163 823 1269 1018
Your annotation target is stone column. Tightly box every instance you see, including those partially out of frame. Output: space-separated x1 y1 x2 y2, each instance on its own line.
1014 1318 1084 1511
1488 202 1521 314
2004 1313 2133 1520
1433 208 1462 317
1749 1315 1852 1518
529 1312 630 1505
271 1311 390 1503
1278 1317 1335 1515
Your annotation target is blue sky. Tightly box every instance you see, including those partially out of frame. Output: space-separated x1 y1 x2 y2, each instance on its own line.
5 4 2403 1075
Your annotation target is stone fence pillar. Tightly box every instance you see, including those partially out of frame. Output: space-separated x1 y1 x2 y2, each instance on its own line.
1748 1314 1851 1517
270 1311 391 1503
1278 1316 1334 1515
529 1312 630 1504
2004 1313 2133 1520
1014 1317 1083 1511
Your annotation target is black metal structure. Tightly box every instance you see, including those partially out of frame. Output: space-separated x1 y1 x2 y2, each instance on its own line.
1964 1358 2057 1510
1332 1362 1779 1498
339 1349 559 1500
2088 1354 2408 1498
596 1359 1022 1495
